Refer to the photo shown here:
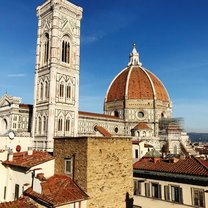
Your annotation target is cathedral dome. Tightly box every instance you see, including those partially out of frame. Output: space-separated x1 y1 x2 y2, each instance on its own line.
105 45 170 103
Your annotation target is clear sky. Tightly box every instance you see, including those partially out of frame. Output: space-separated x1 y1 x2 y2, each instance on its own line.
0 0 208 133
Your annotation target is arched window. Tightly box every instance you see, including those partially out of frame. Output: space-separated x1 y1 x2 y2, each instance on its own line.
59 83 64 98
61 36 70 64
43 33 49 64
58 118 63 131
43 116 47 133
114 111 119 117
45 81 48 99
65 119 70 132
66 85 71 99
40 82 44 100
38 117 42 134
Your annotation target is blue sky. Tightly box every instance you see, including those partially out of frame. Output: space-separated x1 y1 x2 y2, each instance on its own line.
0 0 208 133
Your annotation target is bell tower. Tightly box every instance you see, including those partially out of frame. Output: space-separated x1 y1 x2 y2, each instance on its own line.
32 0 82 151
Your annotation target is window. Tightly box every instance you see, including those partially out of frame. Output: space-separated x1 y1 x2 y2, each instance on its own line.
138 111 144 118
43 33 49 64
40 82 44 100
62 40 70 64
59 83 64 98
14 184 19 200
145 183 150 197
58 118 63 131
192 188 205 208
65 158 73 175
66 85 71 99
38 117 42 134
134 180 141 196
43 116 47 133
114 111 119 117
152 183 161 199
171 186 183 203
4 186 6 200
65 119 70 132
135 149 139 159
164 185 170 201
45 81 48 98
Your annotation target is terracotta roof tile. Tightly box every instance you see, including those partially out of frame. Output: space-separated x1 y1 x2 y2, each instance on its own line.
94 125 112 137
106 66 170 103
24 175 88 206
0 196 37 208
133 156 208 177
3 151 54 169
19 104 33 109
134 122 151 130
107 68 130 102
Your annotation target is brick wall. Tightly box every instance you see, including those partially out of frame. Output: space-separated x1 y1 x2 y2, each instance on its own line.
54 136 133 208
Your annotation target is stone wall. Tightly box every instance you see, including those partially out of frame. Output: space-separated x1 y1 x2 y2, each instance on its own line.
54 136 133 208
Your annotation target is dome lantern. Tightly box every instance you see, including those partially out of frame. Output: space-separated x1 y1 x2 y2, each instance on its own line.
128 43 142 67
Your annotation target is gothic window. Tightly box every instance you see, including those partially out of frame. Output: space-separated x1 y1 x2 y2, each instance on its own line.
38 117 42 134
43 116 47 133
65 119 70 132
59 83 64 98
43 33 49 64
58 118 63 131
40 82 44 100
45 81 48 99
61 36 70 64
66 85 71 99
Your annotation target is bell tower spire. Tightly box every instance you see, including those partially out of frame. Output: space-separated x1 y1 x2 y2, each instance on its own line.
128 43 142 66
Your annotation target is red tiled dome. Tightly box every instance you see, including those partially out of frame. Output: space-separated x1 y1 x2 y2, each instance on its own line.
106 65 170 103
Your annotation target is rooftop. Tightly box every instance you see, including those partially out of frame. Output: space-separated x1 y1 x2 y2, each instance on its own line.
24 175 88 206
3 150 54 169
0 196 37 208
134 156 208 177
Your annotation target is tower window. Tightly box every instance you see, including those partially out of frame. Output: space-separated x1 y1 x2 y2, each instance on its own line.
45 81 49 99
65 158 73 175
40 82 44 100
59 83 64 98
43 33 49 64
62 40 70 64
65 119 70 132
66 85 71 99
43 116 47 133
58 118 63 131
38 117 42 134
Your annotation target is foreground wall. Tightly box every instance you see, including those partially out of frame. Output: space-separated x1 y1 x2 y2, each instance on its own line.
54 136 133 208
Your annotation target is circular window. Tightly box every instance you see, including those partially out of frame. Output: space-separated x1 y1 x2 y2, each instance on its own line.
115 127 118 133
138 111 144 118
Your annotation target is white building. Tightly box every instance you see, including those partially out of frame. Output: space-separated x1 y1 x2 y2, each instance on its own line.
133 155 208 208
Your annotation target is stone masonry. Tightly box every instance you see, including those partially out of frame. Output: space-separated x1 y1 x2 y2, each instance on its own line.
54 136 133 208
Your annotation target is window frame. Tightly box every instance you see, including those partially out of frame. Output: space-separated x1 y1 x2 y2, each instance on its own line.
192 188 205 208
134 180 141 196
65 158 73 175
171 185 183 204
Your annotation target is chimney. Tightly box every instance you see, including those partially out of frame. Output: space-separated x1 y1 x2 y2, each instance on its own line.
28 147 33 155
8 149 13 161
